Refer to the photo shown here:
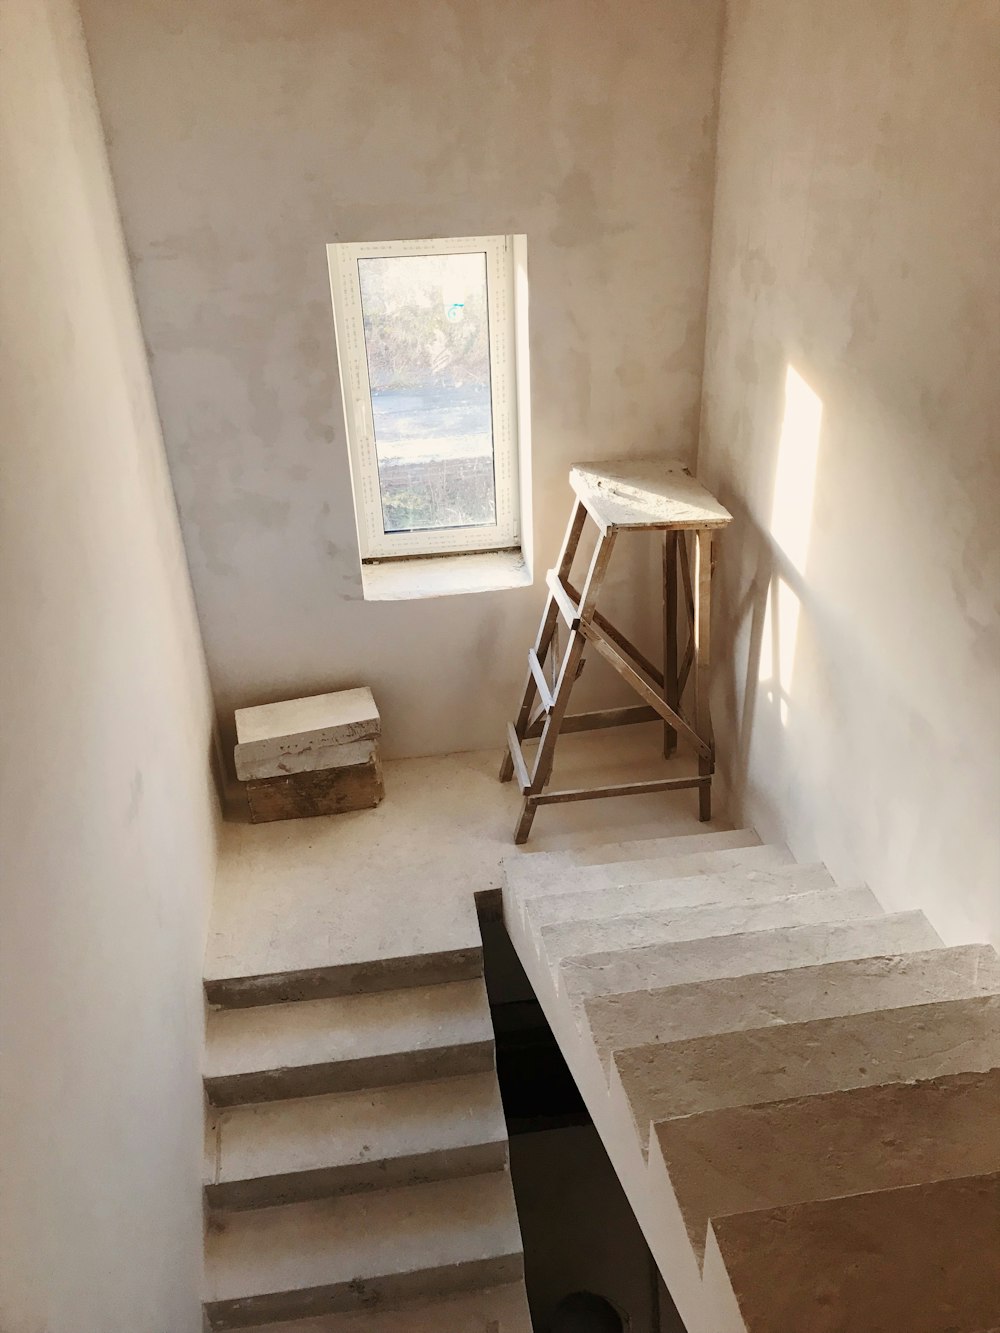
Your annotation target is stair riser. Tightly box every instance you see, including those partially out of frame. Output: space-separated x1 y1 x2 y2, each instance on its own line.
526 866 834 930
207 1140 509 1212
205 948 483 1009
230 1281 534 1333
585 945 1000 1070
614 994 1000 1151
559 913 942 1007
655 1071 1000 1259
206 1041 496 1108
205 1251 525 1330
539 888 882 966
570 828 760 867
511 843 793 903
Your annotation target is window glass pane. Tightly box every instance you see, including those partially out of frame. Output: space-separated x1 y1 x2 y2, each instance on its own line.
358 252 497 534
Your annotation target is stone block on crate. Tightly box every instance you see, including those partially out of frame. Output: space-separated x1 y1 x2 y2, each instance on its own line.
235 688 383 823
235 687 380 781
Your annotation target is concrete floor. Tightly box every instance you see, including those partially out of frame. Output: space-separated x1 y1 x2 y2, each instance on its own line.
206 725 729 986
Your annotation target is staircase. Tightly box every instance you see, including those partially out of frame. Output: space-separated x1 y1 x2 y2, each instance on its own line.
201 958 530 1329
501 828 1000 1333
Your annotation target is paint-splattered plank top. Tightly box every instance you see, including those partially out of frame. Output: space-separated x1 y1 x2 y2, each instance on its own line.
570 457 733 533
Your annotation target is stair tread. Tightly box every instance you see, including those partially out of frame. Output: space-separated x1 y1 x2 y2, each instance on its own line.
539 886 883 965
585 943 1000 1068
657 1066 1000 1258
614 993 1000 1150
560 910 942 1005
206 980 492 1081
205 1171 523 1308
207 1072 507 1194
239 1280 533 1331
518 826 759 869
519 818 742 856
712 1172 1000 1333
505 842 793 901
526 862 834 929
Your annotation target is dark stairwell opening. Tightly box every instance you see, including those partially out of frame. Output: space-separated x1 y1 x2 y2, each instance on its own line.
476 896 687 1333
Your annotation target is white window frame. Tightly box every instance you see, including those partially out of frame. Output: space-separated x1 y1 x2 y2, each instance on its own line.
328 234 521 561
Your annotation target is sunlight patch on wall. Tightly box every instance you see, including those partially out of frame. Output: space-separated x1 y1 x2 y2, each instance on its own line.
771 365 823 573
758 577 805 725
758 365 823 724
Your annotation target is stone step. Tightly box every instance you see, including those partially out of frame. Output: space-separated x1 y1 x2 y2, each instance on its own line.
206 1071 509 1211
205 981 494 1107
709 1172 1000 1333
205 946 483 1010
526 862 834 930
204 1172 524 1329
237 1280 533 1331
657 1066 1000 1260
538 885 883 967
504 842 792 903
518 827 759 869
559 910 941 1007
584 943 1000 1070
613 993 1000 1152
519 817 740 858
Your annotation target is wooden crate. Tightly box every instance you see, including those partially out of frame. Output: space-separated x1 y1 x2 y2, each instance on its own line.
245 748 384 824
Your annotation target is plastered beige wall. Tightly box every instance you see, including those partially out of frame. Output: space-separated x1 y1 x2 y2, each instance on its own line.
0 1 219 1327
699 1 1000 945
78 0 724 773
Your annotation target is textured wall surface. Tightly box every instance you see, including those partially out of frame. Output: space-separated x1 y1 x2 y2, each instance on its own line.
0 1 219 1327
78 0 724 772
699 0 1000 945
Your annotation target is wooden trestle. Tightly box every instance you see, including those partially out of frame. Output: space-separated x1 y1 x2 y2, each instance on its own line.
499 458 733 844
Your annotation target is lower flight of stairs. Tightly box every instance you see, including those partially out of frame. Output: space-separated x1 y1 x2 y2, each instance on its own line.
201 954 530 1330
501 827 1000 1333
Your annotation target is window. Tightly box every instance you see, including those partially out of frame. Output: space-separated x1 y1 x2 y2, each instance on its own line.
328 235 524 561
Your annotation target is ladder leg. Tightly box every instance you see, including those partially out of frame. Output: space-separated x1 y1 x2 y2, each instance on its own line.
512 525 617 842
662 531 679 758
694 529 715 821
513 794 539 844
500 499 587 782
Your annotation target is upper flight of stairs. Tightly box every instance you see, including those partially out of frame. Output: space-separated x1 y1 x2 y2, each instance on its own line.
501 827 1000 1333
202 962 530 1330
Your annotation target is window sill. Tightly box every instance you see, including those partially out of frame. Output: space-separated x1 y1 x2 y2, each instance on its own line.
360 549 532 602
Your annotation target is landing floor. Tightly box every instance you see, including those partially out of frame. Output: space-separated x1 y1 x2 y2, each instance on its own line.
205 725 728 986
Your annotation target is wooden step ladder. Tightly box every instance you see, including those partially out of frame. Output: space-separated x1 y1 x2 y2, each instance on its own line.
499 458 733 843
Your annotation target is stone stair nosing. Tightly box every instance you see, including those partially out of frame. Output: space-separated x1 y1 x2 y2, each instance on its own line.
205 1070 509 1211
583 942 1000 1072
234 1279 534 1332
654 1065 1000 1261
524 861 836 930
612 992 1000 1153
556 910 944 1008
706 1171 1000 1333
204 978 495 1107
204 945 484 1009
204 1171 525 1330
536 884 884 967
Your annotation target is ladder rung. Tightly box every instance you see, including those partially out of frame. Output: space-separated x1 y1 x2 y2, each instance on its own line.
528 648 554 712
532 774 709 806
504 723 531 793
545 569 580 628
523 703 660 740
